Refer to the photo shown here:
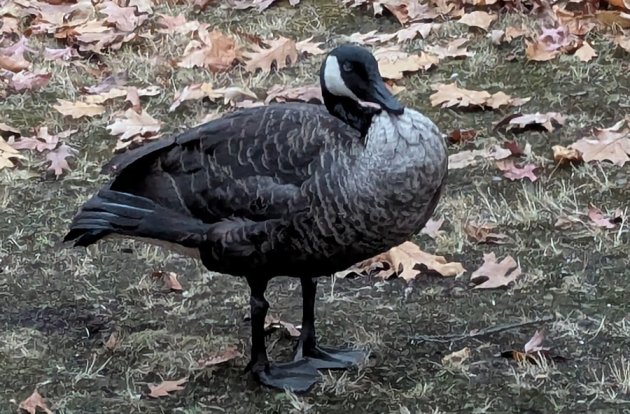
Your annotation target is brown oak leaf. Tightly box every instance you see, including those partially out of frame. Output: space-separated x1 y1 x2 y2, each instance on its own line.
198 346 242 367
46 143 76 177
147 377 188 398
495 159 539 182
18 389 52 414
471 253 521 289
243 37 298 73
569 119 630 166
464 221 508 244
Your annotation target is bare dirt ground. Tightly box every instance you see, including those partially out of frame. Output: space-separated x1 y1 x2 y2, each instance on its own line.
1 1 629 413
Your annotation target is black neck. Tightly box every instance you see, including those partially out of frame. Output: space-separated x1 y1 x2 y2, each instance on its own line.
322 88 380 138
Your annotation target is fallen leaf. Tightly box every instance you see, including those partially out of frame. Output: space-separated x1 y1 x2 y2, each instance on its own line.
53 99 106 118
178 28 239 72
525 40 560 61
426 38 474 59
375 47 439 79
46 143 75 177
99 1 146 32
169 83 257 111
265 316 301 337
448 128 477 144
0 122 20 138
10 127 77 152
495 159 539 182
347 241 465 281
569 119 630 166
153 271 183 291
296 37 325 56
464 221 508 244
448 145 512 169
471 253 521 289
441 347 471 368
43 46 80 61
502 112 566 132
458 11 497 31
104 332 121 350
125 86 141 112
198 346 242 367
524 330 549 354
430 83 526 109
18 389 52 414
242 37 298 73
1 138 26 170
587 204 623 229
156 13 200 35
83 86 160 105
420 217 444 238
9 71 52 92
83 72 128 94
107 109 161 142
552 145 583 165
147 377 188 398
574 41 597 62
264 84 322 104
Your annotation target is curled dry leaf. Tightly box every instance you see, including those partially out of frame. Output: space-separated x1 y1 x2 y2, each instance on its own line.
420 217 444 239
53 99 106 118
471 252 521 289
104 332 122 350
83 72 128 94
495 159 539 182
458 11 497 31
198 345 242 367
587 204 623 229
343 241 465 281
568 119 630 166
448 145 512 169
441 347 471 368
243 37 298 73
152 270 183 291
265 316 301 337
464 221 508 244
147 377 188 398
574 41 597 62
448 128 477 144
100 1 147 32
524 330 549 354
18 389 52 414
552 145 583 165
156 13 200 35
44 46 80 61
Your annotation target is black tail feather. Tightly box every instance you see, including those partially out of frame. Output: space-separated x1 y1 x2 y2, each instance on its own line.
64 190 210 248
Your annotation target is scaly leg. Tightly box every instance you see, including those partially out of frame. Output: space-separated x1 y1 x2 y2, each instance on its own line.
246 277 320 392
293 277 366 370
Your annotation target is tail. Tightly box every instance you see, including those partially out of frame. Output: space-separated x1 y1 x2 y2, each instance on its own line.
64 190 211 248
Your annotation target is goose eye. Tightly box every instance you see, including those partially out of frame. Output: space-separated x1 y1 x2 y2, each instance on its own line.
342 62 353 72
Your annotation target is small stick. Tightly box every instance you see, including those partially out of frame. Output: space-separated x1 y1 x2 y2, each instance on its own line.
409 315 555 344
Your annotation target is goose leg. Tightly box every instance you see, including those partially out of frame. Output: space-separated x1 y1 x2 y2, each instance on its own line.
245 277 320 392
294 277 366 370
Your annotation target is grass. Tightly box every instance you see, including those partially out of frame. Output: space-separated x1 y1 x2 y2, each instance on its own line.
1 0 630 412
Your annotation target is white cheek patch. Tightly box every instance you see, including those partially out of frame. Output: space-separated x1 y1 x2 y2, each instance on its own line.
323 56 360 101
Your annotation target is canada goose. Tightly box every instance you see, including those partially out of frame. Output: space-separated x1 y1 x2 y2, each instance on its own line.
65 44 448 392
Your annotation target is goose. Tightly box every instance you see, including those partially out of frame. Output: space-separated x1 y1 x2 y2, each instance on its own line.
64 44 448 392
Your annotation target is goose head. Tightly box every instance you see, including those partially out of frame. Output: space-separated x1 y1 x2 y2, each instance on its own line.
320 44 404 135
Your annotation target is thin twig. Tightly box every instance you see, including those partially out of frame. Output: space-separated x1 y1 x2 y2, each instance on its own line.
409 315 555 344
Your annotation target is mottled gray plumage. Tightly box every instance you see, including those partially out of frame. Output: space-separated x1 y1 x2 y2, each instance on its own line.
64 44 448 392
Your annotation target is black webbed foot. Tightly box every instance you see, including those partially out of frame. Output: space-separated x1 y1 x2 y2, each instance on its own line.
250 359 320 393
294 342 366 370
